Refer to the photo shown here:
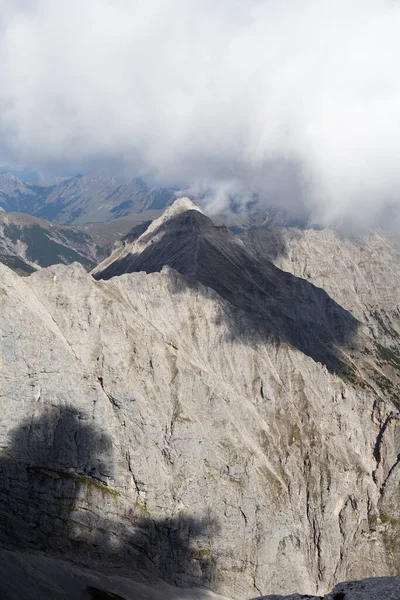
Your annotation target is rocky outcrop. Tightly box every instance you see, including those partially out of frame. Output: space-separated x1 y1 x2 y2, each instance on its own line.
0 199 399 599
254 575 400 599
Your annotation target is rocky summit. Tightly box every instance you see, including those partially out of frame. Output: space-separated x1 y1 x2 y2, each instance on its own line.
0 198 399 599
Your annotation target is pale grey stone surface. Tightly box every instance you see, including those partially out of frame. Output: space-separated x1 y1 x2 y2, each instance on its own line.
254 575 400 599
0 199 399 599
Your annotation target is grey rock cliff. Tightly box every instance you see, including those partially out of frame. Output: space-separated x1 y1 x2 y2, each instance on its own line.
0 199 399 599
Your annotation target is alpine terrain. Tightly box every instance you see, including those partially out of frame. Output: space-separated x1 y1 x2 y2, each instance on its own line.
0 198 399 599
0 172 176 224
0 208 109 273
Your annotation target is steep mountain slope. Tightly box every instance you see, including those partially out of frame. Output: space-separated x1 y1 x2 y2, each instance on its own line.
0 199 398 599
0 172 175 224
0 209 106 271
93 199 399 390
241 227 400 404
82 213 162 248
242 227 400 334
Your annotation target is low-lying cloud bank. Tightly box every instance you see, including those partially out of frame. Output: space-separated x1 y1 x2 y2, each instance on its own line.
1 0 400 228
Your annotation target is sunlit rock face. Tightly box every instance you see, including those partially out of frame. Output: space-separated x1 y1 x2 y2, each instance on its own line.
0 199 399 599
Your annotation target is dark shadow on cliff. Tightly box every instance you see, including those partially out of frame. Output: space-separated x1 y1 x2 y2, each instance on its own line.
0 406 218 595
94 210 360 377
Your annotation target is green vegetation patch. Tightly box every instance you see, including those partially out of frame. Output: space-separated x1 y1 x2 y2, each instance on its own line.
374 342 400 371
27 467 120 498
372 310 399 339
372 373 400 410
0 254 36 276
23 224 95 269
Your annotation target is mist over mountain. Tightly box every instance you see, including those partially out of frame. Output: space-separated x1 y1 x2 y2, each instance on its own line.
1 2 400 598
0 171 176 224
2 1 400 230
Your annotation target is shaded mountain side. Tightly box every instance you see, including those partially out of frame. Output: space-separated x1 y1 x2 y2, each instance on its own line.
0 552 398 600
93 199 400 406
240 227 400 409
0 258 399 598
0 548 228 600
0 254 36 277
120 220 153 244
82 213 162 249
93 202 361 378
0 172 176 225
0 210 108 270
0 406 218 589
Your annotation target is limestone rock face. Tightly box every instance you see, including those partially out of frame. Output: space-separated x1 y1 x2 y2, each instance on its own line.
0 199 399 599
254 575 400 599
241 227 400 343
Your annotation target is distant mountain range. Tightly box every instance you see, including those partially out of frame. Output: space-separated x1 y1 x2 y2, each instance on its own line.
0 172 176 225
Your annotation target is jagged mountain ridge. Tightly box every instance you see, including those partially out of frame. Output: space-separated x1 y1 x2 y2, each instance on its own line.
0 198 399 598
93 199 396 389
0 172 176 224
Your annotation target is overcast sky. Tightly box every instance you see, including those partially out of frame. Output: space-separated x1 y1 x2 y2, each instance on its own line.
1 0 400 227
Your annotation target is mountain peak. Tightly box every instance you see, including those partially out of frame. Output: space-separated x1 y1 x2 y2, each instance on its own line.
139 196 201 238
92 201 361 376
91 197 205 279
0 172 21 182
148 196 201 224
166 196 202 215
0 172 25 188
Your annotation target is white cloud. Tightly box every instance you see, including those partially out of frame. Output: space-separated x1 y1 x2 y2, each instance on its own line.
1 0 400 227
